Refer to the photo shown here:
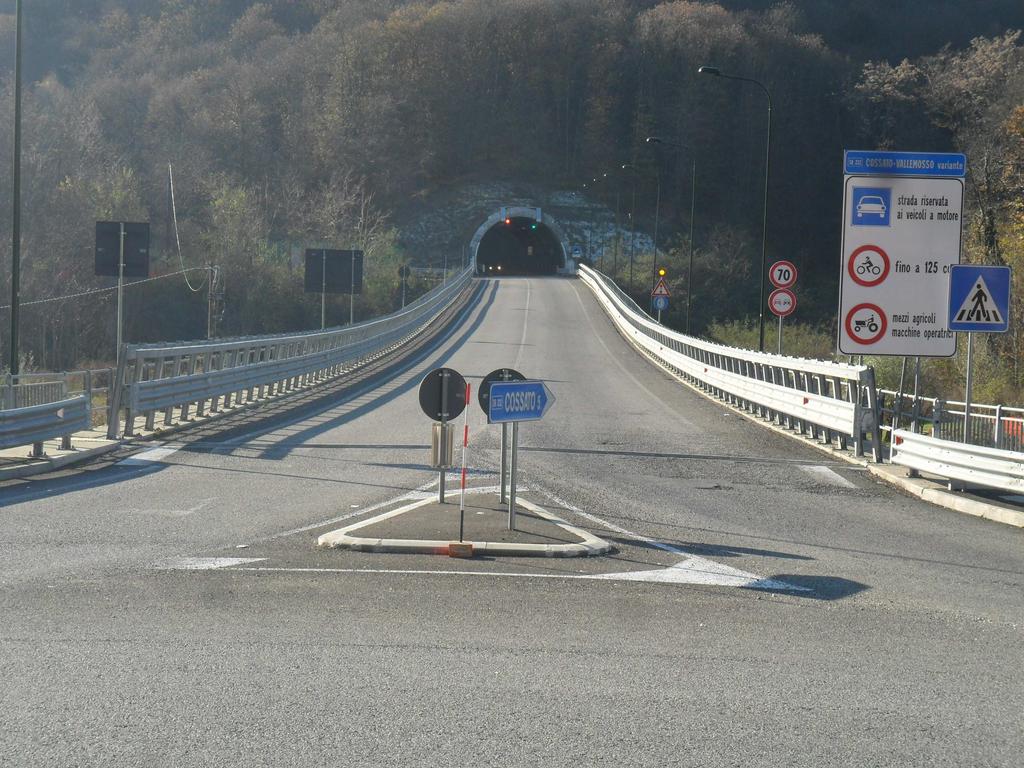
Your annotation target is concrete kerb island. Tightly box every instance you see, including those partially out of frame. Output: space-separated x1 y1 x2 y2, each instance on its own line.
318 489 613 557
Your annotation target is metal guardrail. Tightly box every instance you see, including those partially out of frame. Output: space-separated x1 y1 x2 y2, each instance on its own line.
0 396 91 455
107 266 474 438
891 429 1024 493
880 390 1024 452
579 265 882 460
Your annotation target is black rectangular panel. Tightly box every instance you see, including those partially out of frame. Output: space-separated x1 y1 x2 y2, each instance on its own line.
304 249 364 294
95 221 150 278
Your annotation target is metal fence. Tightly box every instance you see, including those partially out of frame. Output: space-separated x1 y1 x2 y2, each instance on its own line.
579 265 882 460
879 390 1024 453
107 266 474 438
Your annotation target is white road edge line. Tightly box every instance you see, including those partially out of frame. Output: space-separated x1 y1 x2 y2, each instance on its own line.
799 465 858 489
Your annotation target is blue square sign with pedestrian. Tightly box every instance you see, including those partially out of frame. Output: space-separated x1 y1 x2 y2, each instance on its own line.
851 187 891 227
948 265 1011 333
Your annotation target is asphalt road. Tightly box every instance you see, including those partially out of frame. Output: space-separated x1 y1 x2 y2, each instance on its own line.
2 276 1022 767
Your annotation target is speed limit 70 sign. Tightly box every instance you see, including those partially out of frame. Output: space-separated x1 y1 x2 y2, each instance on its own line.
769 260 798 289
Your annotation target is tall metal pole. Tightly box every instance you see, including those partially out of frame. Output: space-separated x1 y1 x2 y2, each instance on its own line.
349 250 355 325
9 0 23 375
628 177 636 293
650 174 661 314
686 160 697 335
964 332 975 442
320 250 327 330
508 421 519 530
697 68 771 351
499 423 508 504
207 265 214 339
116 223 126 369
613 184 620 274
758 95 773 352
439 371 449 504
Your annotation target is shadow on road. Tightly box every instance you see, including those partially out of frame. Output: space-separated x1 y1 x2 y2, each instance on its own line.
755 574 870 600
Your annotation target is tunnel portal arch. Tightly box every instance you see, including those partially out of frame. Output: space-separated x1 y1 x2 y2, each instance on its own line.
470 207 572 276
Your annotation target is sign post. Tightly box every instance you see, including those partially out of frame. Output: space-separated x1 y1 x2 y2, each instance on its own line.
304 249 364 328
96 221 150 370
479 368 526 504
652 278 671 324
768 260 798 354
487 379 555 530
838 150 966 357
947 264 1012 440
418 368 468 504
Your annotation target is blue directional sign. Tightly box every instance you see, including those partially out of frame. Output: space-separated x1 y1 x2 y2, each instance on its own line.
488 380 555 424
653 295 669 312
948 265 1011 333
844 150 967 178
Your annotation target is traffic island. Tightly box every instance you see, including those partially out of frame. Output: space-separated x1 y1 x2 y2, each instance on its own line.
317 490 612 557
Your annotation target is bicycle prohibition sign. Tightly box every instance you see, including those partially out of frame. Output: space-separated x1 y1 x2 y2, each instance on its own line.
848 244 890 287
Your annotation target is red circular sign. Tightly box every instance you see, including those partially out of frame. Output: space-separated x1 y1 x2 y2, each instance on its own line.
848 245 890 287
768 288 796 317
769 260 798 289
844 303 887 345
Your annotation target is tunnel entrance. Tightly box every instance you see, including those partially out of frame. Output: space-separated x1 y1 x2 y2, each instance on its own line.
477 217 562 275
470 207 570 276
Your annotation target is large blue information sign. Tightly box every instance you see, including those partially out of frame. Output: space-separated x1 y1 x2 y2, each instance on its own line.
948 265 1011 333
488 380 555 424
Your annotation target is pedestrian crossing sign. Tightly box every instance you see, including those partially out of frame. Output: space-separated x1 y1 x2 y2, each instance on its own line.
948 265 1011 333
652 278 671 298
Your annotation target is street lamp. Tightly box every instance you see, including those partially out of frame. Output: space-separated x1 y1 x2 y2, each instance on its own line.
621 164 639 294
699 65 772 352
621 162 662 302
646 136 696 333
8 0 23 375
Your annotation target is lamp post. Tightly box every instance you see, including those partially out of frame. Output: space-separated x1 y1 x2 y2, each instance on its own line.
621 162 661 304
646 136 697 333
699 65 772 352
621 164 638 294
8 0 23 375
601 172 622 274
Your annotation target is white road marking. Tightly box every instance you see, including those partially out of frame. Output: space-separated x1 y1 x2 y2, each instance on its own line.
572 285 695 428
261 480 512 541
514 279 531 370
217 565 804 592
123 498 216 518
117 443 183 467
537 490 810 592
799 465 857 489
155 557 265 570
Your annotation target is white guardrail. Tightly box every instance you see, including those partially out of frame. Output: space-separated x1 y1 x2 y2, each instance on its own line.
891 429 1024 493
106 267 474 439
0 396 91 455
579 265 883 461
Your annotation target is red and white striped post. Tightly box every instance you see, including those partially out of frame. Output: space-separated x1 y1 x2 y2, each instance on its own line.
458 382 471 541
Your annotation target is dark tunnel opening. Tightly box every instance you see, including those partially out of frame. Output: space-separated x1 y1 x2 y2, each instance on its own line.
476 217 564 276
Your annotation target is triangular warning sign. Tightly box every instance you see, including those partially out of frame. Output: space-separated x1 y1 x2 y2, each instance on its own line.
652 278 671 298
954 276 1002 324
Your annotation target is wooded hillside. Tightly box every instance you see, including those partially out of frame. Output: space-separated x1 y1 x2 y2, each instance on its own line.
0 0 1022 402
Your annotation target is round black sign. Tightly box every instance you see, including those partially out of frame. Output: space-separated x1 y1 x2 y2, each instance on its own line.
399 265 411 279
478 368 526 414
418 367 468 421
